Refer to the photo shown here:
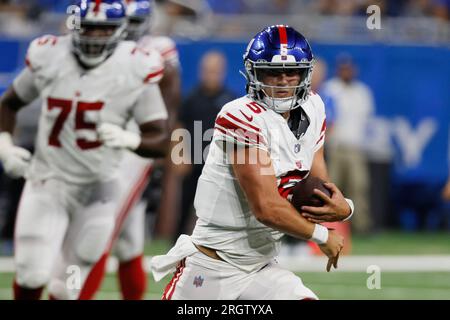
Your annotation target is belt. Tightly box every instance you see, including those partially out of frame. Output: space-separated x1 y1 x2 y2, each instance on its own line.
194 244 224 261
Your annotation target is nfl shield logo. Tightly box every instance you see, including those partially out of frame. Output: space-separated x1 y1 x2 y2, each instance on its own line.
294 144 301 153
193 276 204 288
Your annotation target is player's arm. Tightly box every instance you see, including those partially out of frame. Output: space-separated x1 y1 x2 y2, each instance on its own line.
0 68 39 177
98 84 169 158
231 146 343 271
301 145 353 223
1 67 39 133
0 86 26 134
135 118 169 158
158 62 181 131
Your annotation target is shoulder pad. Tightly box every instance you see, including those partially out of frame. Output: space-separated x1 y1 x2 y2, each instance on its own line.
25 35 62 72
215 97 268 149
308 92 326 115
220 98 267 124
139 36 179 67
128 43 165 84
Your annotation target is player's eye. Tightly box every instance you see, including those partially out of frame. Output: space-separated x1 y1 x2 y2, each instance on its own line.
259 68 301 78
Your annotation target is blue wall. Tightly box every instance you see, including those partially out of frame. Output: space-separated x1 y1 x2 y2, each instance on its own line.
176 40 449 186
1 38 449 186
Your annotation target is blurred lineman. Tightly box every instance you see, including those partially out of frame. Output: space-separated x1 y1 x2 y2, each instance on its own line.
323 55 374 234
79 0 181 300
151 25 354 300
0 0 169 300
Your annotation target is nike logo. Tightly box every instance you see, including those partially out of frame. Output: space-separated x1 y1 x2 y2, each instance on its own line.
240 110 253 122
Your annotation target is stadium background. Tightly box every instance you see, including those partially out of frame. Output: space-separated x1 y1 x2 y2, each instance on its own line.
0 0 449 299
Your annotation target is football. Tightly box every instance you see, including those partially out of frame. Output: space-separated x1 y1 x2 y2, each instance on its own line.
290 176 332 211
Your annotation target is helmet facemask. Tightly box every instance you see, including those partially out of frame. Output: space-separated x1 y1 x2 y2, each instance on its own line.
72 19 127 68
245 60 314 113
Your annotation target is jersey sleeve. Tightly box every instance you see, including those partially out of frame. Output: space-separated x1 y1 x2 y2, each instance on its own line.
25 35 59 74
312 94 327 153
156 37 180 68
12 67 39 103
213 102 269 152
132 84 168 125
130 46 165 85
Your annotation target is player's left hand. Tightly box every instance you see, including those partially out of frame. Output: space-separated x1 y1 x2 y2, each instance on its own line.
300 182 351 223
98 123 141 150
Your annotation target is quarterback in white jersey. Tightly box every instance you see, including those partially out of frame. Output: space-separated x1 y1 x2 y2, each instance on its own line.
0 0 169 300
79 0 181 300
151 25 354 300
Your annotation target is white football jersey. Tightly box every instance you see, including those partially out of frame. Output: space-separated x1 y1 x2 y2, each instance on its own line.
138 35 179 68
191 93 326 272
17 35 166 184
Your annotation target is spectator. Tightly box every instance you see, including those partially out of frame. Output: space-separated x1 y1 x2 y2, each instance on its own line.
311 58 336 128
442 177 450 201
176 50 236 241
323 54 374 234
432 0 450 20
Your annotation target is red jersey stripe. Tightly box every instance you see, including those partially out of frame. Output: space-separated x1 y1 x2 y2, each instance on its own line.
225 113 261 132
315 134 325 145
320 119 327 133
161 47 177 57
143 68 164 83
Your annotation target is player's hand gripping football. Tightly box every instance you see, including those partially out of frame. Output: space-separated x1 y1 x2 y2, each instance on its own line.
319 229 344 272
301 182 351 223
0 132 31 178
98 123 141 150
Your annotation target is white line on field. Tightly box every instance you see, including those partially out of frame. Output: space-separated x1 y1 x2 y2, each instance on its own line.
1 255 450 273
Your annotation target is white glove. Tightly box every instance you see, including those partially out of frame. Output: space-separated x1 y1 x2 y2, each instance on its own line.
97 123 141 150
0 132 31 178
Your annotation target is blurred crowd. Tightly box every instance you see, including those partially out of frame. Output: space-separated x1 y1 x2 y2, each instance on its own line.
206 0 450 19
0 0 449 38
0 0 449 19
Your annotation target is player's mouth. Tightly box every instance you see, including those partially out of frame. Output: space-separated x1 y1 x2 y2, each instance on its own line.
274 89 292 97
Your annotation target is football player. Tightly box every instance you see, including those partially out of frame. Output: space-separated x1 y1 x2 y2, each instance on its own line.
150 25 354 300
79 0 181 300
0 0 169 300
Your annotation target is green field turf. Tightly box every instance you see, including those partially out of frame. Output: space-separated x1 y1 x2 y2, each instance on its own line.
1 271 450 300
144 232 450 256
1 232 450 300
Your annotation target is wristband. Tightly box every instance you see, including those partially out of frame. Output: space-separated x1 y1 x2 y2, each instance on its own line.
342 198 354 222
310 224 329 245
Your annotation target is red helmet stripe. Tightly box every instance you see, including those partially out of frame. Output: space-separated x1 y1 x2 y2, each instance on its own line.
277 25 288 46
93 0 102 12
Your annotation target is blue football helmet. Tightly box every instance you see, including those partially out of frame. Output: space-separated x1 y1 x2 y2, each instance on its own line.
72 0 128 68
125 0 154 41
243 25 314 113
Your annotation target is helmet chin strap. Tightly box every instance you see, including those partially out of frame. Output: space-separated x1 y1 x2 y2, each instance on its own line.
260 87 300 113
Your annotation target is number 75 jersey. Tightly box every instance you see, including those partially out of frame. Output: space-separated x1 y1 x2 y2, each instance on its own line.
17 35 166 184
